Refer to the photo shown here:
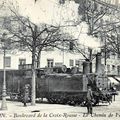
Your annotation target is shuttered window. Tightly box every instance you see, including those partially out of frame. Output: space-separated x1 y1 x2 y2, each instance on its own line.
4 57 11 67
47 59 54 68
19 59 26 65
69 59 74 67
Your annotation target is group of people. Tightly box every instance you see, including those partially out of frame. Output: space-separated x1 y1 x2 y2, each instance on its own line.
20 83 117 116
21 84 94 115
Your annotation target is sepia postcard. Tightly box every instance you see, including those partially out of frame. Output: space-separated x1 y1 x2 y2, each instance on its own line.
0 0 120 120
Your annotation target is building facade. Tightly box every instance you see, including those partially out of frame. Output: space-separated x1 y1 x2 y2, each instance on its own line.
0 49 85 71
101 0 119 5
0 0 120 76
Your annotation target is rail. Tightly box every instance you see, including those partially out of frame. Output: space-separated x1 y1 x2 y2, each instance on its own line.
19 64 32 70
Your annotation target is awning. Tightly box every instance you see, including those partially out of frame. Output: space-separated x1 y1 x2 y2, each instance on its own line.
108 77 120 85
114 77 120 82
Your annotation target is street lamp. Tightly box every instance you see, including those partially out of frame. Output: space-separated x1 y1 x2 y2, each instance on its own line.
1 32 7 110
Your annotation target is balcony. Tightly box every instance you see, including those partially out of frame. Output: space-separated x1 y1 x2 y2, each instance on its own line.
18 64 32 70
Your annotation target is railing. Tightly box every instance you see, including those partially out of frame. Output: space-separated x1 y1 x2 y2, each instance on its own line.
18 64 32 70
107 70 120 76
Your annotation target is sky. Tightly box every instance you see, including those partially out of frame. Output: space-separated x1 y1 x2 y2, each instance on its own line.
6 0 79 25
3 0 101 49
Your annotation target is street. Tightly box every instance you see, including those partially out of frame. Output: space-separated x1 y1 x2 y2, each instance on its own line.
0 93 120 120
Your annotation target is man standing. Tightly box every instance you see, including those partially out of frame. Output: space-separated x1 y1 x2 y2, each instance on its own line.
22 84 30 106
86 84 93 115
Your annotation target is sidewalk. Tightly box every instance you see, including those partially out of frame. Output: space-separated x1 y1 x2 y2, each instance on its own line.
0 101 74 120
0 94 120 120
0 100 71 113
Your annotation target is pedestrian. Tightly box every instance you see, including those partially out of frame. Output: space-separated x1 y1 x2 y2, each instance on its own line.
22 84 30 107
86 84 93 115
110 83 116 101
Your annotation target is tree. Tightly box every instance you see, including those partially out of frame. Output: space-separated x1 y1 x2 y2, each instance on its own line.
76 0 120 63
2 8 74 105
77 0 114 36
102 23 120 59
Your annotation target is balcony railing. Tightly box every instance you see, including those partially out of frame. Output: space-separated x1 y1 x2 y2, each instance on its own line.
18 64 32 70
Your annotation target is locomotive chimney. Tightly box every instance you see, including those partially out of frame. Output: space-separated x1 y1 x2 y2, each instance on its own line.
83 59 90 74
96 52 102 73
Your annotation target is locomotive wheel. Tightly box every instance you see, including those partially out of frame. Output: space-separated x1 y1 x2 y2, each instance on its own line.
10 95 16 101
92 96 99 106
93 99 99 106
60 95 69 104
66 97 75 105
47 98 54 103
47 93 68 104
56 98 61 104
47 96 59 104
81 101 86 106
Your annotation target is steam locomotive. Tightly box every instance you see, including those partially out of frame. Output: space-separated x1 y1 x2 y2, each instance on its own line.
0 53 111 105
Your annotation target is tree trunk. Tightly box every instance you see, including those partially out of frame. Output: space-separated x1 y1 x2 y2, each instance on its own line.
31 49 36 105
89 49 92 73
31 67 36 105
37 51 41 68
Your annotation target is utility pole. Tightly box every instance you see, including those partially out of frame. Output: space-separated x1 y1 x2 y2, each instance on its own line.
1 33 7 110
62 40 65 65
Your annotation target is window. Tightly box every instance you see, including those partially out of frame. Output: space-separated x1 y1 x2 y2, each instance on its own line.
75 60 80 67
47 59 54 68
111 52 116 59
69 59 74 67
22 25 27 32
69 42 74 50
117 53 120 59
112 65 115 71
4 57 11 67
19 41 26 51
94 2 98 10
117 66 120 75
19 59 26 65
107 65 110 73
107 51 110 59
3 17 11 30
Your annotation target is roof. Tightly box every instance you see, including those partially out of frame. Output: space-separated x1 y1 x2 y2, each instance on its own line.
108 77 120 84
114 77 120 82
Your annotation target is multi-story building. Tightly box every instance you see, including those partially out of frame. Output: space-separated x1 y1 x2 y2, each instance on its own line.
101 52 120 75
0 48 87 71
84 0 120 76
101 0 120 5
0 0 120 77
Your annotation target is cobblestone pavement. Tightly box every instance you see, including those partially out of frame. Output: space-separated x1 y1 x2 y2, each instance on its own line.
0 93 120 120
